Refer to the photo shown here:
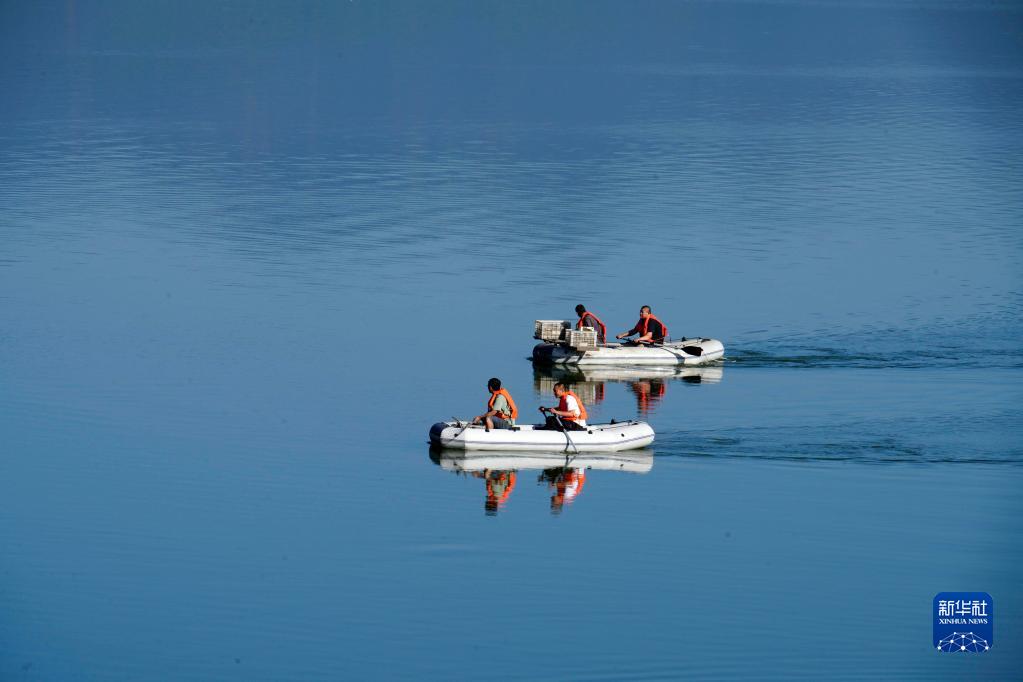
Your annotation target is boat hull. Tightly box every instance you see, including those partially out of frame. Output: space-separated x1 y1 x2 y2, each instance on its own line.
429 420 654 452
532 338 724 366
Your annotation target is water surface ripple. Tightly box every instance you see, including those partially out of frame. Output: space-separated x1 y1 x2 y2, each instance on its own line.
1 2 1021 680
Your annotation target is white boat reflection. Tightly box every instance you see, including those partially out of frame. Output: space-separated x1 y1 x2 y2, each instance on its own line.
533 364 724 415
429 446 653 515
430 447 654 474
538 365 724 384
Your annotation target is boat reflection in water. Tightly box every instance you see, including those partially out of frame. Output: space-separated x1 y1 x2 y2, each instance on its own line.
533 364 724 415
429 446 653 516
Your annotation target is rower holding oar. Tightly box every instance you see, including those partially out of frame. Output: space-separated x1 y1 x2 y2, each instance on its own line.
616 305 669 346
538 383 588 432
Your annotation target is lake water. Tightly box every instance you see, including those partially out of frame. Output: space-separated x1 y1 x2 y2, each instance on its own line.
1 1 1021 679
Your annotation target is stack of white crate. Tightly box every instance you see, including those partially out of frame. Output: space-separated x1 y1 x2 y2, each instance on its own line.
567 327 598 350
534 320 571 342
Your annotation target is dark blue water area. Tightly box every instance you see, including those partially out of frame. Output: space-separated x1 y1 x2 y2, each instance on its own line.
2 1 1022 680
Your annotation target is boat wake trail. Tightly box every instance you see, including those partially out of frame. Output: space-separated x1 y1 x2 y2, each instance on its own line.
727 321 1023 370
655 413 1023 466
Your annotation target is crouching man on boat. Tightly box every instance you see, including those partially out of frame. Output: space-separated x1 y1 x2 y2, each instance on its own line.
473 377 518 431
538 383 588 431
616 305 668 345
575 304 607 345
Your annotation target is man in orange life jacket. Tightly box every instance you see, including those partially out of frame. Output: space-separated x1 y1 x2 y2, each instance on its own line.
473 377 518 431
538 382 587 431
616 305 669 345
575 304 607 345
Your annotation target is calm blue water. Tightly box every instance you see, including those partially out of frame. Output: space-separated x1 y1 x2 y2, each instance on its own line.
2 1 1021 679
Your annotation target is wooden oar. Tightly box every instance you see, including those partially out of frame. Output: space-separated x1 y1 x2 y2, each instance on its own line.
552 412 580 455
452 417 474 438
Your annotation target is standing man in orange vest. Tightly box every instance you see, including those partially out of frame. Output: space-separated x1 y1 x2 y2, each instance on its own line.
616 305 669 345
538 382 588 431
473 377 518 431
575 304 607 345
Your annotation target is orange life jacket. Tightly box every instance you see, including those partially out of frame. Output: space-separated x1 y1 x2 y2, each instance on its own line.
577 312 607 343
558 390 588 422
639 314 668 341
488 388 518 420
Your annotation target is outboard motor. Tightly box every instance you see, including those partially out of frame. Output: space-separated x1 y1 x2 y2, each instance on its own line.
532 343 556 363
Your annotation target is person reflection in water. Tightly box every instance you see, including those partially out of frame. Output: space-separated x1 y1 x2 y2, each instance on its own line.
539 468 586 514
472 469 517 515
630 379 667 415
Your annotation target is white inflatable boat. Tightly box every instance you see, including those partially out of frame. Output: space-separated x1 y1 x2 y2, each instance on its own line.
532 337 724 366
429 420 654 452
432 450 653 474
532 320 724 366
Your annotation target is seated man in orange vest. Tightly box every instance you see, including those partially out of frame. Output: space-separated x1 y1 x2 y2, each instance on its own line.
472 377 518 431
616 305 669 345
574 304 607 345
538 382 588 431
